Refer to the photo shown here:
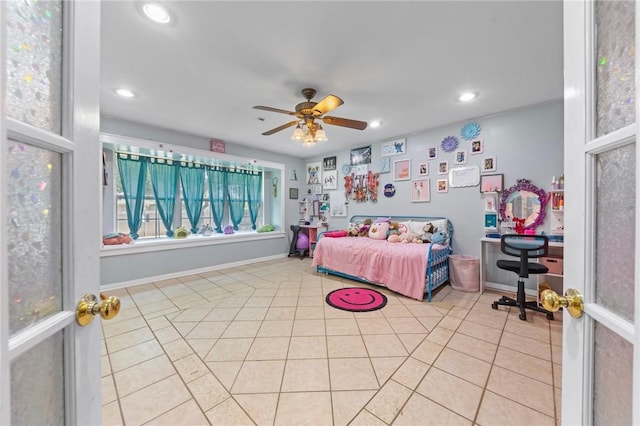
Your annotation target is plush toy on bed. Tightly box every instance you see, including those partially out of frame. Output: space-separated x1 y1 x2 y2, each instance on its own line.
420 222 435 243
368 221 390 240
387 222 400 237
399 233 413 243
387 234 401 243
431 231 448 245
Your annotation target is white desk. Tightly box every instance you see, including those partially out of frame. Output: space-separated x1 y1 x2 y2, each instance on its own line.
480 237 564 296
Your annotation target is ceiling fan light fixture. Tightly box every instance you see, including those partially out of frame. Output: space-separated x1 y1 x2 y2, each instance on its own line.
369 120 381 128
315 125 327 142
114 88 135 98
291 124 304 140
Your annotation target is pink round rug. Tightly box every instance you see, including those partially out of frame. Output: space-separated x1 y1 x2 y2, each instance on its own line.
325 288 387 312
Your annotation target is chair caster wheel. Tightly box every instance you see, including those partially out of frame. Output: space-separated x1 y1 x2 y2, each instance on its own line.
519 313 527 321
491 302 498 310
546 313 554 320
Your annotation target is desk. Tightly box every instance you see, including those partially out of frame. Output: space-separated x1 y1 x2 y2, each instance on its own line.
299 224 328 258
480 237 564 296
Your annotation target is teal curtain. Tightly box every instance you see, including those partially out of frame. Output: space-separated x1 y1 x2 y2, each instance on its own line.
179 163 205 234
206 167 226 233
116 154 148 240
226 170 246 230
246 172 262 230
148 159 179 237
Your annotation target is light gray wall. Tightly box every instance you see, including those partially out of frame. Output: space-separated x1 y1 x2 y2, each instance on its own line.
303 101 563 258
100 117 306 285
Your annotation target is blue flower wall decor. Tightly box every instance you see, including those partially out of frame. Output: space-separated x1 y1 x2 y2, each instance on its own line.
461 122 481 140
441 136 458 152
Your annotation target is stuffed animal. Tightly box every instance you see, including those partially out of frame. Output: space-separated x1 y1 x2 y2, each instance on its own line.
421 222 435 243
431 231 448 245
102 233 133 245
369 221 390 240
399 233 413 243
175 227 189 238
257 224 275 233
358 225 370 237
223 225 235 235
387 222 400 237
387 234 401 243
412 237 423 244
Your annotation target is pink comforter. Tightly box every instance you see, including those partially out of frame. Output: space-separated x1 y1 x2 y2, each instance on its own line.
312 237 430 300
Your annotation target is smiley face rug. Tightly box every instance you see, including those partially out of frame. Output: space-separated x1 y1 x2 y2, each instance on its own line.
325 288 387 312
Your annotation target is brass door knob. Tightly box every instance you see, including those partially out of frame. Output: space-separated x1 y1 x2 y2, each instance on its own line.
541 288 584 318
76 293 121 326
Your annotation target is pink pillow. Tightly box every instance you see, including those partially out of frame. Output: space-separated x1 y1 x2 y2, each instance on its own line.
324 230 348 238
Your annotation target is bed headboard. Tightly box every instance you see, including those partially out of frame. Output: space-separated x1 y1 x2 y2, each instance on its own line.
348 215 454 247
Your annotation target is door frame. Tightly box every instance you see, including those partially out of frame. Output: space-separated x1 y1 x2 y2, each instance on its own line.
563 1 640 424
0 1 102 425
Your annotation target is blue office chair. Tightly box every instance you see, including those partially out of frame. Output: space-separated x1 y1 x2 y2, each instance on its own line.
491 234 555 321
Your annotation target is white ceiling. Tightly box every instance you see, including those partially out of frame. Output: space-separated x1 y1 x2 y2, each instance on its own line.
100 1 563 158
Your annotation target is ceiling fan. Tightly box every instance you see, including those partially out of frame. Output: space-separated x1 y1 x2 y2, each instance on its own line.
253 88 368 139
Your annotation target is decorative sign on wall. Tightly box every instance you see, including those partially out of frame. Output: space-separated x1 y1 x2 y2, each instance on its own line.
379 157 391 173
449 165 480 188
210 138 226 153
381 138 407 156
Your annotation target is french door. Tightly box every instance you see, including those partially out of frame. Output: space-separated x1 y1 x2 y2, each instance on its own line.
0 1 102 425
563 0 639 424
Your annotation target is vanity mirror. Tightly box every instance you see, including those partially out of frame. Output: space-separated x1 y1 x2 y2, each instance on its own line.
500 179 548 230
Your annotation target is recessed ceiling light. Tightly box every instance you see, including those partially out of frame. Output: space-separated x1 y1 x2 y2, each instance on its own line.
143 3 171 24
370 121 381 128
458 92 478 102
114 88 135 98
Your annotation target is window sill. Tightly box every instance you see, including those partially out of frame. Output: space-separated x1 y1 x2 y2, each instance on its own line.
100 231 285 257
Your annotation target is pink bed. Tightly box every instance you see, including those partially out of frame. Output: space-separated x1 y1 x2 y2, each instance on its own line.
311 216 453 301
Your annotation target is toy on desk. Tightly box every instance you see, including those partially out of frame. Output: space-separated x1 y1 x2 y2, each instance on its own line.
513 217 526 234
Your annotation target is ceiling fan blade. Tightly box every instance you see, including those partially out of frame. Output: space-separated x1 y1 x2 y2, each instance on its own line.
253 105 297 116
312 95 344 116
262 120 300 136
322 116 368 130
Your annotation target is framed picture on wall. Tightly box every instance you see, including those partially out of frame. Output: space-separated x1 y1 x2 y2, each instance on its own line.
350 145 372 165
437 160 448 175
393 159 411 181
437 179 448 193
454 149 467 164
289 188 298 199
379 156 391 173
418 162 428 176
381 138 406 156
428 146 438 160
323 170 338 190
323 156 337 170
482 156 497 173
306 162 322 184
411 179 430 202
480 173 504 193
470 139 484 155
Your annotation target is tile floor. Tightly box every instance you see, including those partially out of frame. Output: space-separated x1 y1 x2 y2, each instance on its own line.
101 257 562 426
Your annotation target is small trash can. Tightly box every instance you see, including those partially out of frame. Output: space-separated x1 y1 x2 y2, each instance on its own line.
449 255 480 292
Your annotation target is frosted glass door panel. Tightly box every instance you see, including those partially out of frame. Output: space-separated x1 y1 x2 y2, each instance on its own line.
7 141 63 335
592 323 632 425
595 143 635 321
11 330 65 425
5 0 63 134
595 0 635 137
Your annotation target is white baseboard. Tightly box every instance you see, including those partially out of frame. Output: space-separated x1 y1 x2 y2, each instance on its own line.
100 253 289 292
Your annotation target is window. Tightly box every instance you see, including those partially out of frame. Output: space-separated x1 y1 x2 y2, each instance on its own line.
102 134 281 243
